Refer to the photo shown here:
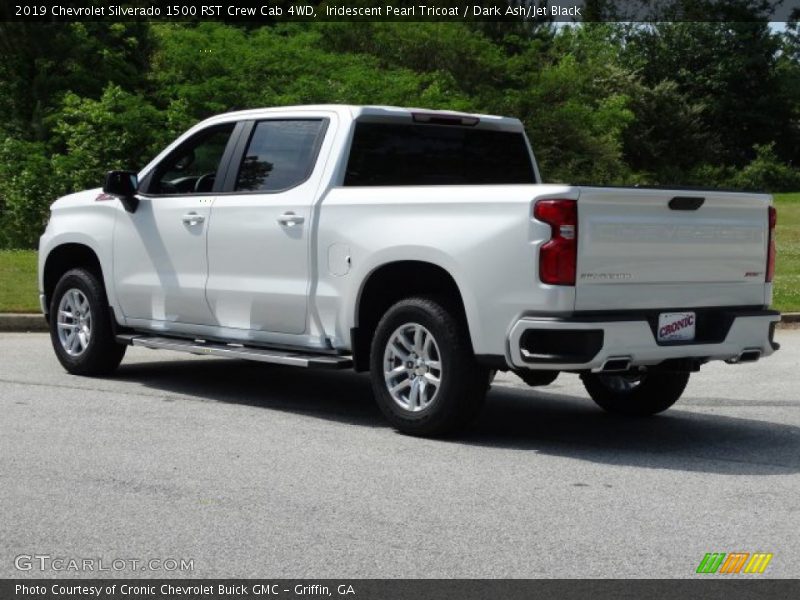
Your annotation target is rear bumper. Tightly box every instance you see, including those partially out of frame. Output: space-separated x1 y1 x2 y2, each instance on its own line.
507 308 780 372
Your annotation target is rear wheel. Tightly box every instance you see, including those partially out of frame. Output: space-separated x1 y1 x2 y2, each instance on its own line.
369 297 488 437
49 268 126 376
517 370 559 387
580 370 690 416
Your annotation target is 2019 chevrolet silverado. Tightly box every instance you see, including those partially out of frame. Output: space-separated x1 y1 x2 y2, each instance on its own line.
39 105 780 436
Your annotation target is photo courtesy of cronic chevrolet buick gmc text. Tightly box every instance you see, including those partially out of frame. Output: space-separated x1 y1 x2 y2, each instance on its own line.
38 105 781 436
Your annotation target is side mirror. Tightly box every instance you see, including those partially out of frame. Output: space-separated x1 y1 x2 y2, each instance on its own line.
103 170 139 213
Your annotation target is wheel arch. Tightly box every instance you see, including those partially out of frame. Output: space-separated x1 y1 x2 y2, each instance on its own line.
350 260 471 371
43 243 106 316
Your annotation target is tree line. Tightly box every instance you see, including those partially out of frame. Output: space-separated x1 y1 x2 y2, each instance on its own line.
0 17 798 247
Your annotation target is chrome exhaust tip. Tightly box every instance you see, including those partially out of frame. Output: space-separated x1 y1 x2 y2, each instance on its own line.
726 349 762 364
601 356 633 372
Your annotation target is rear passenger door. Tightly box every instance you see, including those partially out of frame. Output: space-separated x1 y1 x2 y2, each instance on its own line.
205 117 330 335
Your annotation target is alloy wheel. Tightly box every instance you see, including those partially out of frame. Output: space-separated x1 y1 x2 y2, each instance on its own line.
56 288 92 356
383 322 443 412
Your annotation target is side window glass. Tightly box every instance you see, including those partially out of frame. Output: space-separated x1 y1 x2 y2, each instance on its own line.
149 124 235 195
235 120 325 192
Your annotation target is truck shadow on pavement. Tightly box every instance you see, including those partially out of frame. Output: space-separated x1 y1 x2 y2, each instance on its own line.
116 358 800 476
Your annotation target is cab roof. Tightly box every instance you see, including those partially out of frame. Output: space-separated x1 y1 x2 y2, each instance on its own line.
200 104 523 131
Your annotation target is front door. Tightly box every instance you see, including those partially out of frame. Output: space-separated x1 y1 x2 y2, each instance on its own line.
113 122 237 327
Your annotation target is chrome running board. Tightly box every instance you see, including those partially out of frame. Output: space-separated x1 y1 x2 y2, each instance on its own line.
116 335 353 370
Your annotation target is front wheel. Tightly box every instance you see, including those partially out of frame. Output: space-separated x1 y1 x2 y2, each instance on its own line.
580 370 690 416
369 297 489 437
49 268 126 376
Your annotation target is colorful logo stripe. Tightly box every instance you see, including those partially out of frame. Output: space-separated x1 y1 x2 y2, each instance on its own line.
744 553 773 573
696 553 773 574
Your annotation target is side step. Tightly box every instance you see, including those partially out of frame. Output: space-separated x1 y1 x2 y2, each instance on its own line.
116 335 353 370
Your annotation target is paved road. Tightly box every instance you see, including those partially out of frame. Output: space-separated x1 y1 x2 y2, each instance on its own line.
1 332 799 579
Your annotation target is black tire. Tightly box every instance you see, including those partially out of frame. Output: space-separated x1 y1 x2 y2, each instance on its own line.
580 370 690 416
486 369 497 391
49 268 126 376
517 370 559 388
369 296 489 437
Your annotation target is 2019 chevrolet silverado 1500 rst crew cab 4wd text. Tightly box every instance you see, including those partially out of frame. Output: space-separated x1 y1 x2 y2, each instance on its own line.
39 105 780 436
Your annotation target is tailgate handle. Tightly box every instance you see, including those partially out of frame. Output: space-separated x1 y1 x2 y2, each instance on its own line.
669 196 705 211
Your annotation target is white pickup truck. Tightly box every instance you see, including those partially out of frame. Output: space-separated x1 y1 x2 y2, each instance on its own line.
39 104 780 436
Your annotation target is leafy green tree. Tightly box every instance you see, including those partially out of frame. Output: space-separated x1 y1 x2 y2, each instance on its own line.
0 139 68 248
148 23 471 120
51 84 168 191
621 20 792 167
776 23 800 167
0 84 172 248
505 24 634 183
316 22 508 102
1 19 799 247
620 80 715 183
0 23 153 141
732 143 800 191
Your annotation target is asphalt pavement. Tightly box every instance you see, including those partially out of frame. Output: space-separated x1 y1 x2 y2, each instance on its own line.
1 332 799 578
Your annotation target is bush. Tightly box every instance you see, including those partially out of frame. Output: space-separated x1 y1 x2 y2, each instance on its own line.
0 85 178 248
51 84 169 191
731 143 800 192
0 138 68 248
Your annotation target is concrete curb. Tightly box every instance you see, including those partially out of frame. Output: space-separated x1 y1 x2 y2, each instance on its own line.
1 311 799 332
0 313 48 332
780 312 800 327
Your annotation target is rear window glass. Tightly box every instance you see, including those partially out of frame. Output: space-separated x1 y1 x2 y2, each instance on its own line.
344 122 536 186
235 119 325 192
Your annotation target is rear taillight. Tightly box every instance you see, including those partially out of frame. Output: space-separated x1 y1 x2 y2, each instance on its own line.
534 199 577 286
767 206 777 282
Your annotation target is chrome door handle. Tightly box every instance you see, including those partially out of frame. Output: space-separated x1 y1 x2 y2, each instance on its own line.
277 212 304 227
182 212 205 226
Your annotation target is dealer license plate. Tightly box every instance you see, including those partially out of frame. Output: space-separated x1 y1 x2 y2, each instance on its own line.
657 312 696 342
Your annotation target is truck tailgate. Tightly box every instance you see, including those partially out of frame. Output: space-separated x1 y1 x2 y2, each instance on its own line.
575 187 771 311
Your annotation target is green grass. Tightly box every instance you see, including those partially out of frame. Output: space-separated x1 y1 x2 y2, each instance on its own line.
0 249 39 313
0 194 798 313
773 193 800 313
